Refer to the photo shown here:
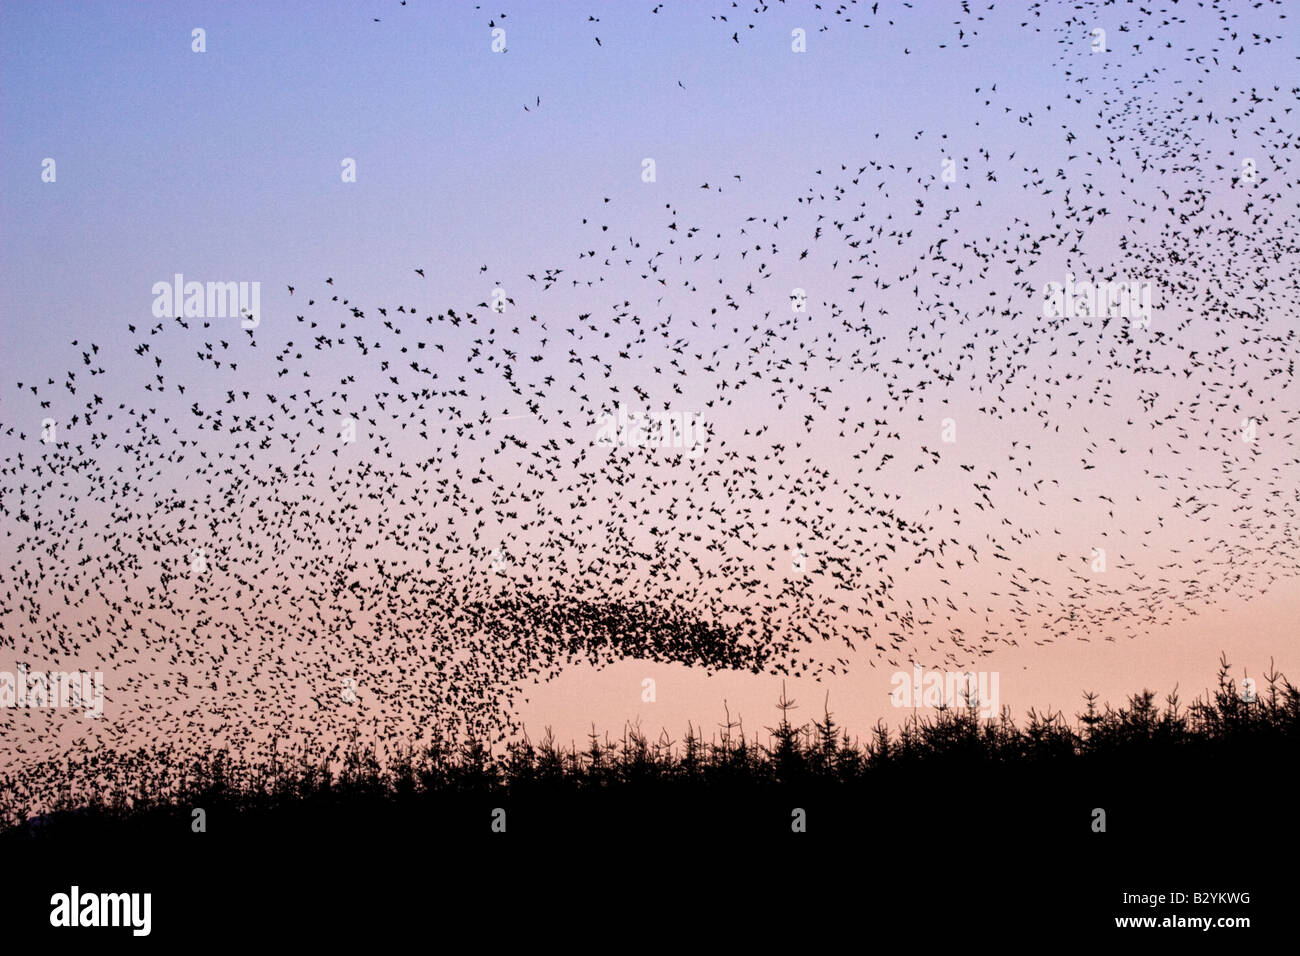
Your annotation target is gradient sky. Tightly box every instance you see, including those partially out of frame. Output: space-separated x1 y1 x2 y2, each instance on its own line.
2 1 1297 788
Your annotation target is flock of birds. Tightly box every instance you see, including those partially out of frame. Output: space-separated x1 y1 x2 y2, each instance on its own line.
1 1 1297 814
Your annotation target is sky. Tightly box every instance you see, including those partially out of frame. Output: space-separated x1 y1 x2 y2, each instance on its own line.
1 0 1297 792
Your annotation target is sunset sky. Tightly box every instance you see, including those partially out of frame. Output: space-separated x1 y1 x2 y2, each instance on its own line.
2 0 1296 785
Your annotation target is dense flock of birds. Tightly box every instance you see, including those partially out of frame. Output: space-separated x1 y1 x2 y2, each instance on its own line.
1 2 1296 808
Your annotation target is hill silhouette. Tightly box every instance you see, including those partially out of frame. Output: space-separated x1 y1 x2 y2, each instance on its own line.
2 655 1293 940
